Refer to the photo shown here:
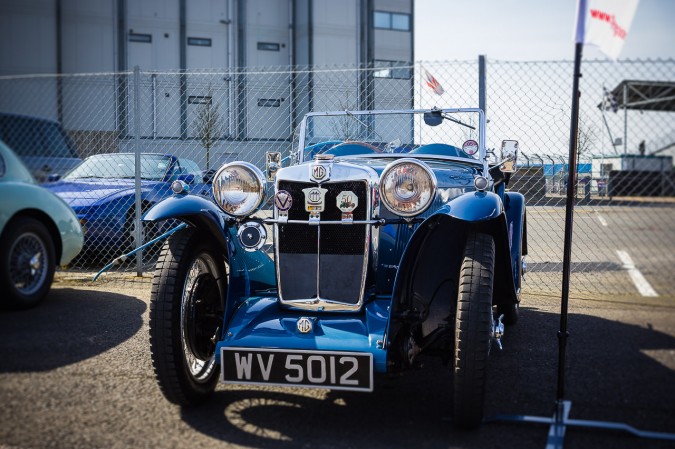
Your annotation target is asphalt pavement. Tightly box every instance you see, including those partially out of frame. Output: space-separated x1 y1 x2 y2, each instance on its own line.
0 280 674 449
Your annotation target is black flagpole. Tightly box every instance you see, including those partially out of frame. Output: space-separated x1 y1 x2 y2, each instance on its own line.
557 40 583 407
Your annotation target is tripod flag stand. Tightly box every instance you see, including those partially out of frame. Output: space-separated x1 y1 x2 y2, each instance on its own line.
488 1 675 447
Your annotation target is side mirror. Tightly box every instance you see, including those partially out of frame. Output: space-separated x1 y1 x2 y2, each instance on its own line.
423 110 443 127
500 140 519 173
266 152 281 182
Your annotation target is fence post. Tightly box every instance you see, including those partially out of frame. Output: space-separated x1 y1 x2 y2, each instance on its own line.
546 155 556 193
478 55 487 115
133 65 143 276
623 82 628 154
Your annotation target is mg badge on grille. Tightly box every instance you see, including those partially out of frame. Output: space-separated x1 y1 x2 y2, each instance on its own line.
297 317 313 334
337 190 358 222
310 163 330 182
302 187 327 222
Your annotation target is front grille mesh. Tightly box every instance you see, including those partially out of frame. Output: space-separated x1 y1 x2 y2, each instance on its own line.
277 180 368 255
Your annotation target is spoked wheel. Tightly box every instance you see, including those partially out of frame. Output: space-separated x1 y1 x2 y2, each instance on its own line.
0 217 56 310
149 227 226 405
452 231 495 429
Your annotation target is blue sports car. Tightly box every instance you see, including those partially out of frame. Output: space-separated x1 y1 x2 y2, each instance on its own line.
44 153 211 255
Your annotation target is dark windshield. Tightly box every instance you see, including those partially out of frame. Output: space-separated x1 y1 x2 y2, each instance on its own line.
0 115 78 158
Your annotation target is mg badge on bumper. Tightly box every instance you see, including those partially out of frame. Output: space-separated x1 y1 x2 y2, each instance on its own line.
297 317 314 333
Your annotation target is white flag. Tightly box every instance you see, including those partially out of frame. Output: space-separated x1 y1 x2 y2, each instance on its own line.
574 0 639 60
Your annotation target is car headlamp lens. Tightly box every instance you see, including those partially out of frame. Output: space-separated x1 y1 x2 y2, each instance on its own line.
212 162 266 217
380 159 437 217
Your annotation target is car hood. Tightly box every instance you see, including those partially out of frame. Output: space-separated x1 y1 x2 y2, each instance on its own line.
43 178 158 207
332 156 479 189
277 156 480 215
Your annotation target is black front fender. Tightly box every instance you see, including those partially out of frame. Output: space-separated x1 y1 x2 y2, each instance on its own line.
143 194 277 298
143 194 231 251
388 191 520 347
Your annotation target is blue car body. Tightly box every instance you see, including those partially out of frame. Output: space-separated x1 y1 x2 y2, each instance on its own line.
146 181 524 371
44 153 211 252
145 108 526 427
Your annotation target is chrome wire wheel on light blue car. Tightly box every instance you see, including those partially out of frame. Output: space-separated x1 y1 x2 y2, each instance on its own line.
0 217 56 309
149 227 226 406
10 231 48 294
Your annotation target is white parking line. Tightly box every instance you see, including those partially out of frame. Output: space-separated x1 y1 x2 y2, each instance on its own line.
595 212 608 227
616 250 658 297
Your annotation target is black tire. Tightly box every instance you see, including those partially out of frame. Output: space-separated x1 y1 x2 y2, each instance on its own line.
453 231 495 429
149 228 226 406
0 216 56 310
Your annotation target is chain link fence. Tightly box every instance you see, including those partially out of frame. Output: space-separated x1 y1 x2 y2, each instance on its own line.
0 58 673 298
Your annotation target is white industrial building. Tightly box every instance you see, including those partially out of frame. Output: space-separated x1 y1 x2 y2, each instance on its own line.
0 0 414 166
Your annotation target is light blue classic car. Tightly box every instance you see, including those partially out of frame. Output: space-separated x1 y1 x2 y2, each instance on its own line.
144 108 526 429
0 140 83 309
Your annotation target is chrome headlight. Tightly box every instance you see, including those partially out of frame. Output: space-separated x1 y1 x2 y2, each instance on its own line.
380 159 437 217
212 162 266 217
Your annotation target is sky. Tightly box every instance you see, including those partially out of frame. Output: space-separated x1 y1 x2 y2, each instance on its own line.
414 0 675 62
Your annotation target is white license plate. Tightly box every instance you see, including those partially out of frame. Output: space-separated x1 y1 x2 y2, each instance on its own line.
220 347 373 392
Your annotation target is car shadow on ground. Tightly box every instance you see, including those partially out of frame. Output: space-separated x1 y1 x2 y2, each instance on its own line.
180 307 675 449
0 287 146 373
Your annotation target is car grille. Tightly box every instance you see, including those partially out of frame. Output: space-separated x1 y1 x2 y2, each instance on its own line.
276 180 369 307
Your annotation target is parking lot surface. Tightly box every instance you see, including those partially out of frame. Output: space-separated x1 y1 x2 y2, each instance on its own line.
1 281 674 449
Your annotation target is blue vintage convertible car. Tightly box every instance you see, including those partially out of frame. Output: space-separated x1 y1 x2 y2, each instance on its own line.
144 108 526 429
44 153 210 254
